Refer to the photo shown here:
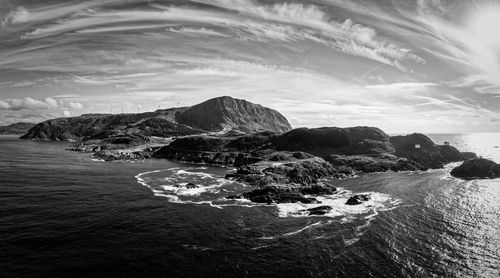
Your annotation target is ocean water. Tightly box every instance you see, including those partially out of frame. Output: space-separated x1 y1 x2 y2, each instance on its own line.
1 133 499 277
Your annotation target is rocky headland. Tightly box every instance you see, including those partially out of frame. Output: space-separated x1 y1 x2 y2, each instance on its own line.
0 122 35 135
20 96 480 207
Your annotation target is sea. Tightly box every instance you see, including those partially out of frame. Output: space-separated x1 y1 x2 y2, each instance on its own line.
1 133 499 278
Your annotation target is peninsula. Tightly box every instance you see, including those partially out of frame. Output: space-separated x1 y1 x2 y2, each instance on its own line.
20 96 482 209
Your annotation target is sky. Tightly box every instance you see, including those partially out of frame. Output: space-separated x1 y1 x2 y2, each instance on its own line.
0 0 500 133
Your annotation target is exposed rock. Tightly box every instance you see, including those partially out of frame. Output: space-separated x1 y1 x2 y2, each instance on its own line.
92 147 159 161
304 206 332 216
168 136 231 152
328 154 426 172
228 185 317 204
299 182 337 195
345 194 371 205
186 183 198 189
0 122 36 135
226 157 353 188
153 145 243 166
151 132 279 166
450 158 500 180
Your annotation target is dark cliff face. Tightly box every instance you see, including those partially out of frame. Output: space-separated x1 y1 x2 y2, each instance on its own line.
20 96 292 141
0 122 36 135
271 126 394 156
177 96 292 133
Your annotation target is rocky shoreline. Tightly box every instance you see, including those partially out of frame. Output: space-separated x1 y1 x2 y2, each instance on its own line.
19 96 484 208
69 127 480 207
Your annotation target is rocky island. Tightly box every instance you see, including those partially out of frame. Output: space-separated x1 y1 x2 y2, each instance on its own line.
20 96 480 207
450 158 500 180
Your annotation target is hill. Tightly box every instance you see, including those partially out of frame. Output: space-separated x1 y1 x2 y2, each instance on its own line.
20 96 292 141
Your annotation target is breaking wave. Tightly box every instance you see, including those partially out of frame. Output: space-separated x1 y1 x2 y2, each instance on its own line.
135 167 402 223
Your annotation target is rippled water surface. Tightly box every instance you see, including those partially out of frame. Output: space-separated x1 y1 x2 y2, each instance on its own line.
1 134 499 277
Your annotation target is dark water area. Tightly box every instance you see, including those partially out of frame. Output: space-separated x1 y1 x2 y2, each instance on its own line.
1 134 499 277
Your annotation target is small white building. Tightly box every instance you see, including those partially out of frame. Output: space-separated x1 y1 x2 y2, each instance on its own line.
415 144 421 149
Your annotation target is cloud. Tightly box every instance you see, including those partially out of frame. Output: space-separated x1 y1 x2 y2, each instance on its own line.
189 1 424 68
1 0 124 26
13 1 422 71
0 97 83 111
1 0 499 132
1 6 30 25
365 82 438 91
167 27 229 37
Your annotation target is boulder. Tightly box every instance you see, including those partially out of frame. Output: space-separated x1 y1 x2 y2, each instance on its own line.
345 194 371 205
186 183 198 189
305 206 332 216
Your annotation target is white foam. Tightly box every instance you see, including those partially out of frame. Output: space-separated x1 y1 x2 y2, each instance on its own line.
275 189 400 219
135 167 401 245
158 176 230 196
135 167 248 207
282 221 323 236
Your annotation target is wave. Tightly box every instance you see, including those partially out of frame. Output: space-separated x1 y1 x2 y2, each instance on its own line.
135 168 402 224
275 189 401 219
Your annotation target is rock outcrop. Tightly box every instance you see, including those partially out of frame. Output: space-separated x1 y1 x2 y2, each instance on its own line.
303 206 333 216
450 158 500 180
390 133 477 169
0 122 36 135
228 185 317 204
272 126 394 157
327 154 426 172
345 194 371 205
20 96 292 141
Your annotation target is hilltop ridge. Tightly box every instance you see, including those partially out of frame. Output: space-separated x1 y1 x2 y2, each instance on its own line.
20 96 292 141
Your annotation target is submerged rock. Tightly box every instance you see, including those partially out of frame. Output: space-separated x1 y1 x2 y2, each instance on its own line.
345 194 371 205
450 158 500 180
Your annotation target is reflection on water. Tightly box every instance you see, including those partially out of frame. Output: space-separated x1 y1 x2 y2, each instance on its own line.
427 133 500 162
432 178 500 277
1 134 500 277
